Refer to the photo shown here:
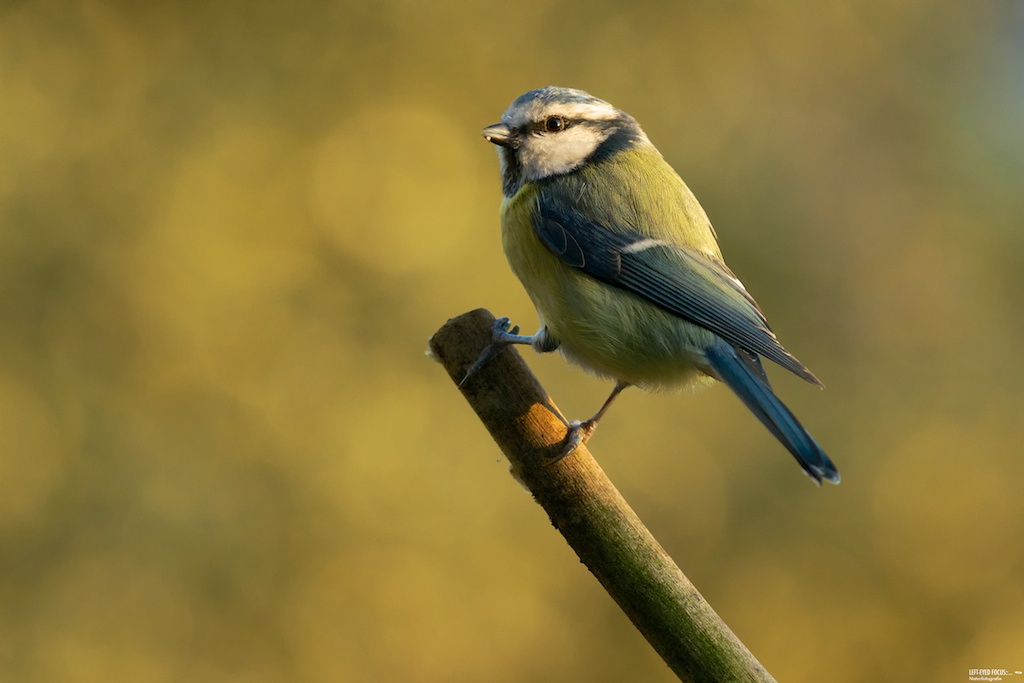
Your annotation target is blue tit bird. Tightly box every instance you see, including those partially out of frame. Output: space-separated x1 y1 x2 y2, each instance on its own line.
473 86 839 485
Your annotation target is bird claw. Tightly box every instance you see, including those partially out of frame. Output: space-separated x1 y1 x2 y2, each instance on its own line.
459 317 532 388
459 344 501 388
549 419 598 462
494 316 520 337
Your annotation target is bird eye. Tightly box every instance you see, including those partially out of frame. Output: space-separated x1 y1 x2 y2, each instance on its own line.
544 116 566 133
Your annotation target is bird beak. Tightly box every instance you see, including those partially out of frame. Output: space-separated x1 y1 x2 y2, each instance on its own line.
482 123 515 148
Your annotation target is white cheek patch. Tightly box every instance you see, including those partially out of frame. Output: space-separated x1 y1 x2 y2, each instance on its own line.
520 126 610 181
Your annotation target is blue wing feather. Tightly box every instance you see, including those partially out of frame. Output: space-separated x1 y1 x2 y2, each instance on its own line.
533 195 821 385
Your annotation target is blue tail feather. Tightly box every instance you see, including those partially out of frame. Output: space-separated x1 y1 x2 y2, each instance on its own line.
705 342 840 485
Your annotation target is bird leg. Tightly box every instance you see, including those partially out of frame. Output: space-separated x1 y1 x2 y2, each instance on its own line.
554 380 630 461
459 317 559 388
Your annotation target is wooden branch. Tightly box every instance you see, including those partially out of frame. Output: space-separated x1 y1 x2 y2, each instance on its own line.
428 309 777 683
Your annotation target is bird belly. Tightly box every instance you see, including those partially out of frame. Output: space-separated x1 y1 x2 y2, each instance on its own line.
541 270 718 390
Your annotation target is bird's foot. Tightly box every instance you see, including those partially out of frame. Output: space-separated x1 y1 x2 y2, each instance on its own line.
459 317 535 388
549 418 599 462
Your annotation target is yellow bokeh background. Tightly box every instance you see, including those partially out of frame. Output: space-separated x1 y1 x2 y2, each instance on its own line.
3 1 1023 681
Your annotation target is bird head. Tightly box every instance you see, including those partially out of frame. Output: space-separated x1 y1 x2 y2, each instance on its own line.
483 86 649 197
